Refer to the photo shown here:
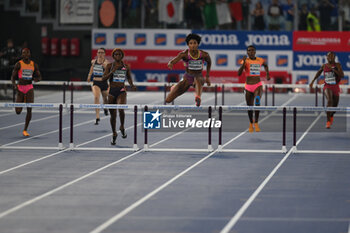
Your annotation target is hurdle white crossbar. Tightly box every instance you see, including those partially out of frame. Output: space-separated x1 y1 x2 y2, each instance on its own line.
217 149 286 153
1 80 350 89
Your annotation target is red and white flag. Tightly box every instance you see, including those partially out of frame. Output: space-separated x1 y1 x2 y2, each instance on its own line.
158 0 184 24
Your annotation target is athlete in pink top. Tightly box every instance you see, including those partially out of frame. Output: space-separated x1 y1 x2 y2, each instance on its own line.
11 48 42 136
238 45 270 132
310 52 344 128
166 33 211 107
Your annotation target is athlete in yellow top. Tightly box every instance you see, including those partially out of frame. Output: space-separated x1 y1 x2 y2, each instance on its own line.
238 45 270 132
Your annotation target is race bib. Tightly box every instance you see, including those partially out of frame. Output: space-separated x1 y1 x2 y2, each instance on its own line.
249 64 261 76
324 72 336 84
93 64 104 78
188 60 203 70
22 69 33 80
113 70 126 82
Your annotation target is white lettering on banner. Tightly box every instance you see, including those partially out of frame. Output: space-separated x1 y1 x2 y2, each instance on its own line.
245 34 290 46
296 37 341 45
295 55 327 68
144 56 175 63
347 55 350 68
124 56 138 62
145 73 168 82
200 34 239 45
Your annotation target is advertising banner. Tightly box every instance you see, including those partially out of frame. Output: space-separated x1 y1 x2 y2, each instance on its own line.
60 0 93 24
92 29 292 51
294 52 350 71
293 31 350 52
90 29 350 84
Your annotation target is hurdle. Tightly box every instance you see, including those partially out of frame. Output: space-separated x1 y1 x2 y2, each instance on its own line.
143 104 214 152
69 104 139 151
0 103 64 150
292 106 350 154
217 105 288 153
1 101 349 153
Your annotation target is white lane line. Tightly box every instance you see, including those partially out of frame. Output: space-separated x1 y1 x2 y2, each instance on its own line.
220 94 299 148
0 120 199 220
0 92 158 128
1 94 166 146
0 112 13 117
0 118 138 176
348 222 350 233
220 112 322 233
90 150 218 233
0 114 109 147
0 150 143 220
89 95 297 233
0 94 217 221
0 115 58 131
0 97 165 170
0 93 289 225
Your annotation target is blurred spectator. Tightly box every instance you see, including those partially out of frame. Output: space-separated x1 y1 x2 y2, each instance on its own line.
144 0 159 28
216 0 234 30
252 1 265 30
339 1 350 31
318 0 335 30
25 0 39 12
298 3 308 30
282 0 295 30
267 0 283 30
307 6 321 31
185 0 203 29
0 39 20 80
42 0 56 19
203 0 218 29
0 39 20 96
123 0 141 28
240 0 251 30
340 0 350 30
330 0 339 29
228 0 244 30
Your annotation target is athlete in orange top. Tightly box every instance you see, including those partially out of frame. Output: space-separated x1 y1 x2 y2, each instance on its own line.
11 48 42 136
309 52 344 128
238 45 270 133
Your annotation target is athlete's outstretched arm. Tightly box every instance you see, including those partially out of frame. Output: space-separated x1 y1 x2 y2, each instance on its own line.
262 61 270 80
87 59 95 82
102 63 114 81
167 51 185 70
309 65 324 88
203 51 211 86
238 56 247 76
